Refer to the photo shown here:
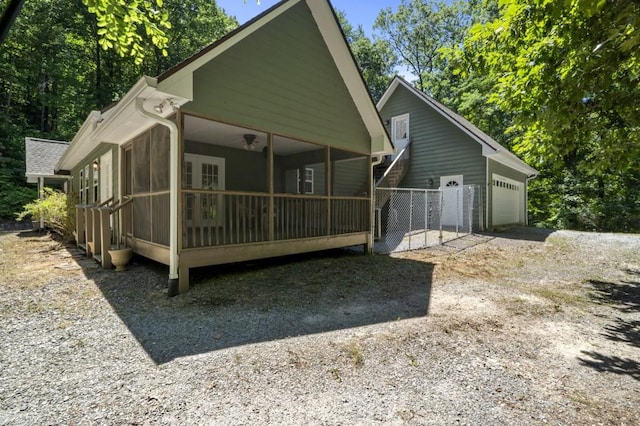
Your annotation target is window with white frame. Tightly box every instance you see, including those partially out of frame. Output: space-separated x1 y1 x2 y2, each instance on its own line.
79 169 84 204
93 159 99 203
304 168 314 194
84 165 90 204
286 167 315 194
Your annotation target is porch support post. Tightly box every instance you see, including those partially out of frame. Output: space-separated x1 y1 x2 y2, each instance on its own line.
326 147 331 236
99 207 112 269
38 176 44 230
135 98 182 295
91 207 101 258
368 155 385 254
268 133 274 241
85 206 93 256
75 205 85 245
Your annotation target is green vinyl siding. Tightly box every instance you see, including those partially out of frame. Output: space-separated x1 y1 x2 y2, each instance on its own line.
185 141 268 193
488 158 527 184
185 2 371 154
70 143 119 205
333 158 369 197
379 85 486 191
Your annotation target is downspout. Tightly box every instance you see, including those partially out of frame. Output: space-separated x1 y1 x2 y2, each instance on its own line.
370 154 385 253
135 98 180 296
38 176 44 230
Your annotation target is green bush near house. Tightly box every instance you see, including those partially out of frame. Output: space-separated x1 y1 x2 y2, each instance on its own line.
17 188 76 239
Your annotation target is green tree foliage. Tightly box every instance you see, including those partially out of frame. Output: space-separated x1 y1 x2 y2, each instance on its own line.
455 0 640 231
337 11 397 102
82 0 171 65
373 0 512 146
374 0 471 93
460 0 640 175
0 0 236 219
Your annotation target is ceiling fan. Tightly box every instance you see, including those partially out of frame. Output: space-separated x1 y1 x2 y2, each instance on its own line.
243 133 259 151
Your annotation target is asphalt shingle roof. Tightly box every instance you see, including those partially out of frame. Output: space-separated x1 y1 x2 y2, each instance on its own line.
25 138 69 176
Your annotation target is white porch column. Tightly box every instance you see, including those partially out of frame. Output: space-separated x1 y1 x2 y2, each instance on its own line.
38 177 44 230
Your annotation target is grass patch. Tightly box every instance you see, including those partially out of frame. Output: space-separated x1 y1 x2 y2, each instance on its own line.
501 296 555 317
545 235 573 250
530 287 587 309
344 341 364 367
405 353 419 367
328 368 342 382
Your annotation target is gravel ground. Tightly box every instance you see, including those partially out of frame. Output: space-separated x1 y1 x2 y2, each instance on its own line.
0 227 639 425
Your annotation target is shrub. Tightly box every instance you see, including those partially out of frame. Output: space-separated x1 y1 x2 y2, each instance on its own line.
17 188 76 238
0 182 37 219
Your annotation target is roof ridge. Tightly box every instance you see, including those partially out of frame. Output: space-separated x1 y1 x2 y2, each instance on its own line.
26 137 69 144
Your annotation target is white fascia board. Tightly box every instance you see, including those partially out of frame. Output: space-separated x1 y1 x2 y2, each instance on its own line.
307 0 393 155
91 77 190 145
380 77 538 177
396 77 500 153
376 77 401 110
26 173 70 183
56 110 102 171
157 0 301 99
91 77 157 143
58 76 191 172
487 151 539 177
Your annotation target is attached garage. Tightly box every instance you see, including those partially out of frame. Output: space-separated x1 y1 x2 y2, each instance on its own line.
492 174 524 226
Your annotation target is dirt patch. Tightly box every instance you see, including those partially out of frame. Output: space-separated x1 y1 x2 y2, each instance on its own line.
1 228 639 424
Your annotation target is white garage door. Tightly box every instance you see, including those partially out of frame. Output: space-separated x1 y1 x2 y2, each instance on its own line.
492 174 524 226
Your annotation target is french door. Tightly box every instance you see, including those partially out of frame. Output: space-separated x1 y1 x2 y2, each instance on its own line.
184 154 225 227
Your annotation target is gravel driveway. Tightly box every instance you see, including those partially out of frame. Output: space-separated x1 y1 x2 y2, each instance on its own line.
1 227 639 424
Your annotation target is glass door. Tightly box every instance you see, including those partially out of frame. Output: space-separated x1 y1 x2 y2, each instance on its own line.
184 154 225 228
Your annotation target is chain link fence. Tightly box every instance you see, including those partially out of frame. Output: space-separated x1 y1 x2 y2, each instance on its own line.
374 186 480 254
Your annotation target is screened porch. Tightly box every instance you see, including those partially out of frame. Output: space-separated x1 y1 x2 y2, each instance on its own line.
180 114 371 249
120 114 373 264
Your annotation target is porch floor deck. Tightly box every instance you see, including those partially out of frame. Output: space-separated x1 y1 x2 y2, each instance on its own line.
182 226 339 249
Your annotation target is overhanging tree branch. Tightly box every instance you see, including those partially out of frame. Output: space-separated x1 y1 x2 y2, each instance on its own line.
0 0 25 45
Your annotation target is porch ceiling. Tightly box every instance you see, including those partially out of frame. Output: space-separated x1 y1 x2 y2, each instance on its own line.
184 115 326 155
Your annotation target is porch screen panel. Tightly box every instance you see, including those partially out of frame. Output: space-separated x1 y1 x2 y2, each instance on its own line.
124 148 132 196
152 193 170 246
331 149 369 197
273 136 326 195
151 126 170 192
329 148 370 236
133 195 151 241
132 132 150 194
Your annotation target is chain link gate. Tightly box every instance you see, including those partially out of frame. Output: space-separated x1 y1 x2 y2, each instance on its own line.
374 186 479 254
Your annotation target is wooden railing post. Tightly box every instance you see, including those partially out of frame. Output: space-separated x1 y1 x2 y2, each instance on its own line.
99 207 112 269
75 205 85 245
85 206 93 256
91 208 101 258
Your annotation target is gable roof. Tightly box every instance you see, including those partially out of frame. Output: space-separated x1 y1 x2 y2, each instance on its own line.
378 76 538 177
156 0 391 155
57 0 391 171
25 137 69 182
